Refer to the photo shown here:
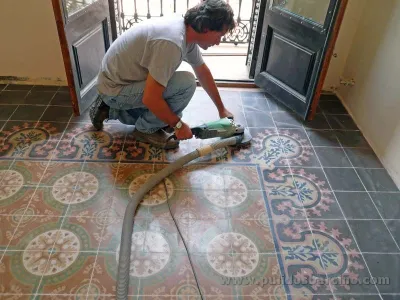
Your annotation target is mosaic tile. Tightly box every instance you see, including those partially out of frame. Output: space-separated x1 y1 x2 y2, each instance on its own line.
262 167 342 220
3 160 48 186
5 216 62 250
0 251 39 295
165 164 262 191
55 123 128 161
0 186 36 216
36 253 97 296
99 214 147 252
0 122 66 159
167 189 229 220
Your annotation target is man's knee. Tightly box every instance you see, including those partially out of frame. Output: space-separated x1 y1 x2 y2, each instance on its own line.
170 71 196 97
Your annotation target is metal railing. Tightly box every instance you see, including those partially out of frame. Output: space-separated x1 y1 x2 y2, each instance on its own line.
113 0 254 45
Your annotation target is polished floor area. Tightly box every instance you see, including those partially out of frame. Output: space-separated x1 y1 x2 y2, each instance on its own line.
0 84 399 299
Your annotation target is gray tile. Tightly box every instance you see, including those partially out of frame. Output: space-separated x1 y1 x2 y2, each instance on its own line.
357 169 399 192
244 111 275 127
4 84 32 90
364 254 400 294
0 121 5 129
219 90 241 99
335 192 381 219
386 220 400 246
69 109 90 123
381 295 400 300
50 91 73 106
319 93 341 102
31 85 60 91
324 168 365 191
242 97 270 112
240 91 266 98
371 193 400 219
326 114 359 130
303 114 332 130
319 100 348 114
272 111 303 128
332 296 381 300
344 148 384 168
58 86 70 92
335 130 370 148
306 130 341 147
40 106 73 122
9 105 46 121
0 105 18 120
24 91 55 105
348 220 399 253
0 91 29 104
0 84 6 91
314 147 352 167
267 98 287 111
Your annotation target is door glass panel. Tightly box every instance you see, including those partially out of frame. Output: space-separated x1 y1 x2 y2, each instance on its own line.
271 0 330 26
65 0 97 17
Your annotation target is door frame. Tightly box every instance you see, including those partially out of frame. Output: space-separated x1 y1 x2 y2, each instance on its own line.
307 0 348 120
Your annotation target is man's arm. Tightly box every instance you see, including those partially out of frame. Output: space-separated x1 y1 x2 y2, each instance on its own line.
193 63 233 119
142 73 193 139
142 73 180 127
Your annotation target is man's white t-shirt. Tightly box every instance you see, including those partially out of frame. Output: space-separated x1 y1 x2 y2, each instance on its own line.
97 15 204 96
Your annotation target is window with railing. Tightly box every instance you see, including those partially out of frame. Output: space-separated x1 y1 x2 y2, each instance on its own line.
113 0 254 45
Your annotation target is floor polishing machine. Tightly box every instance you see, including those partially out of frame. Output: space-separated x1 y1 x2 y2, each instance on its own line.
116 117 252 300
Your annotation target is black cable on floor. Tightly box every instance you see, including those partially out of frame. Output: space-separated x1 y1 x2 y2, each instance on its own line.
162 179 204 300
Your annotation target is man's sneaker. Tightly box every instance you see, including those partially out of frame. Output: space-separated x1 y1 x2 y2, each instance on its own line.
132 128 179 149
89 95 110 130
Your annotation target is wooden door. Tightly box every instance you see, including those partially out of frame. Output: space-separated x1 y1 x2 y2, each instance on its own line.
253 0 347 120
52 0 112 115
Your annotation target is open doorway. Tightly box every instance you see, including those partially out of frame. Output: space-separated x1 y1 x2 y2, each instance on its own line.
111 0 258 81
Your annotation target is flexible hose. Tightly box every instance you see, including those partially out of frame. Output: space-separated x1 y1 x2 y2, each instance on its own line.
116 134 244 300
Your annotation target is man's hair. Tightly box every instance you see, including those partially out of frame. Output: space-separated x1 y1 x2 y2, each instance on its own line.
184 0 236 33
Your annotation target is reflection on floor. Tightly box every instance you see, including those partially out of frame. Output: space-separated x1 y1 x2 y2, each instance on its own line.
0 84 399 299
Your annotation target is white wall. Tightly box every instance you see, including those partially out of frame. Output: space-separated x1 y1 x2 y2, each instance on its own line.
323 0 366 91
0 0 67 85
337 0 400 187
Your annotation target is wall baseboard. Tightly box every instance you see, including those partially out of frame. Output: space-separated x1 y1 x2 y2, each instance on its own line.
335 90 400 189
0 76 67 86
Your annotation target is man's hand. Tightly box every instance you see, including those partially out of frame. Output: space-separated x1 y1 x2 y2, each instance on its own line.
174 121 193 140
219 107 234 119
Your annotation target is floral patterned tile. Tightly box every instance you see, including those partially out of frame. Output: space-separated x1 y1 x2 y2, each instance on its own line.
167 189 229 221
99 214 148 253
162 163 262 191
187 219 231 253
114 163 154 188
0 186 36 216
0 160 14 184
123 131 165 162
32 252 97 297
0 251 40 295
5 216 62 250
90 252 140 296
226 190 268 220
2 160 48 186
187 253 286 298
39 161 84 187
230 219 276 254
108 188 150 220
54 123 128 161
138 254 198 297
145 218 189 253
59 216 107 252
262 167 342 220
0 121 64 159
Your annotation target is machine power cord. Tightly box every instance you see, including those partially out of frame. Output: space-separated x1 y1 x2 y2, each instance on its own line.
163 179 204 300
116 134 244 300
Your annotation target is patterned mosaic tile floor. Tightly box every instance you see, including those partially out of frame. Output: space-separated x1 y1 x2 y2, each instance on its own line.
0 84 399 300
